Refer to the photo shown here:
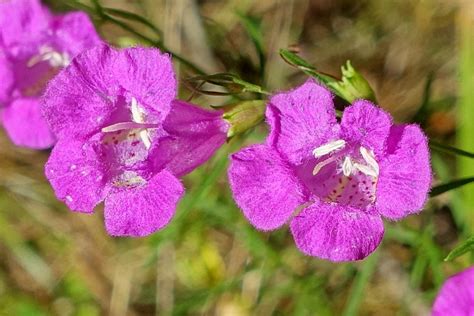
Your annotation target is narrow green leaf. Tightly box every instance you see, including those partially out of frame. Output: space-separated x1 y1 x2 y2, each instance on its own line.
103 7 163 38
279 49 335 85
342 251 379 316
430 177 474 197
186 73 269 96
445 236 474 261
430 140 474 159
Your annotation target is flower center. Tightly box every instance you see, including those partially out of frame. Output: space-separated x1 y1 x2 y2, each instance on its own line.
309 139 380 207
19 46 70 97
100 97 158 167
101 97 157 149
27 46 70 68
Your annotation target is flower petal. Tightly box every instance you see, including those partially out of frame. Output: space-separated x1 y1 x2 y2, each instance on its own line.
104 169 184 237
2 98 55 149
45 138 107 213
340 100 392 155
114 46 176 115
290 202 384 261
0 0 50 49
375 124 431 220
267 79 338 165
151 100 228 177
228 144 306 231
0 50 13 104
42 44 176 139
41 44 122 138
432 266 474 316
50 11 101 55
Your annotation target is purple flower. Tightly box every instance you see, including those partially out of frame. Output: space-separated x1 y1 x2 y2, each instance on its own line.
0 0 100 149
432 266 474 315
42 44 228 237
228 80 431 261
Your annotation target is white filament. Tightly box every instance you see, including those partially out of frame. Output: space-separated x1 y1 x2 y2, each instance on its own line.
27 46 70 68
312 139 346 158
131 97 152 149
312 156 337 176
353 163 378 178
359 146 379 176
342 156 354 177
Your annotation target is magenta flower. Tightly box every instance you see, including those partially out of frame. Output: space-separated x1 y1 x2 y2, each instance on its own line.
432 266 474 315
228 80 431 261
0 0 100 149
41 44 228 237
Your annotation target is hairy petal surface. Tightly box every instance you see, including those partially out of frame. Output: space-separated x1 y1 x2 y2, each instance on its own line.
432 266 474 316
376 124 431 220
267 80 338 165
340 100 392 155
114 46 176 115
45 139 107 213
0 0 50 50
42 45 175 139
151 100 228 177
51 11 102 54
2 98 55 149
42 44 122 138
290 202 384 261
228 144 306 231
104 169 184 237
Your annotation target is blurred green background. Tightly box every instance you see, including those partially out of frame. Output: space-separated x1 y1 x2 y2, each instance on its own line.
1 0 474 315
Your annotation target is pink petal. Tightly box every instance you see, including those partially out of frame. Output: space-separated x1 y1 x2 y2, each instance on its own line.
45 138 107 213
41 44 123 138
2 98 55 149
267 79 338 165
228 144 306 231
113 46 176 115
42 44 176 139
340 100 392 155
104 169 184 237
376 124 431 220
432 266 474 316
290 201 384 261
51 11 102 55
151 100 228 177
0 0 51 49
0 50 13 103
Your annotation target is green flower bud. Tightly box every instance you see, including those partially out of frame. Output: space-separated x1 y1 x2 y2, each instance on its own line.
222 100 266 138
328 61 377 103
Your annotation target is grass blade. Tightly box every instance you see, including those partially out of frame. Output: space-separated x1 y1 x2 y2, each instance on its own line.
445 236 474 261
430 177 474 197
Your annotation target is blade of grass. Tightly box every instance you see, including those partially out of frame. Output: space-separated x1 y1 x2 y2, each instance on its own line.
444 235 474 261
430 141 474 159
342 250 379 316
430 177 474 197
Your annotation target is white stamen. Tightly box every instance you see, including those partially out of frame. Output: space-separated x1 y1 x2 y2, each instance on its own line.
101 122 158 133
342 156 354 177
140 130 151 149
353 163 378 178
312 139 346 158
130 97 152 149
312 156 337 176
27 46 70 68
131 97 144 123
359 147 379 176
